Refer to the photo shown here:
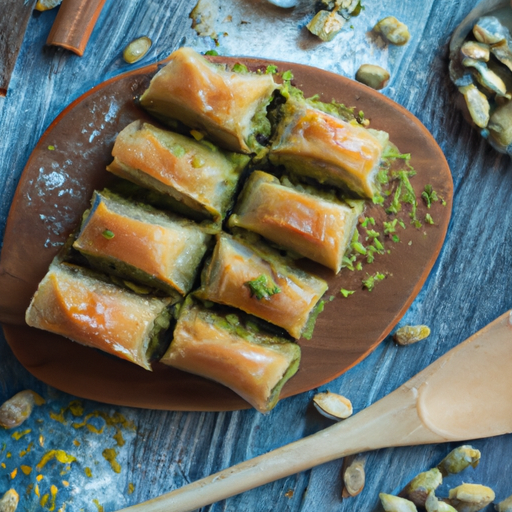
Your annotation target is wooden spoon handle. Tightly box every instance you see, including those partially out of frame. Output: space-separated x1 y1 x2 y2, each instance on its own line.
117 383 443 512
46 0 107 56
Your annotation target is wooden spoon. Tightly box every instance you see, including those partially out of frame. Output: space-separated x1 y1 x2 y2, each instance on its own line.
116 311 512 512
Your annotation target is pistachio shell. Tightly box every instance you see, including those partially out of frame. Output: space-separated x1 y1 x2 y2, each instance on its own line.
123 36 152 64
313 391 353 420
460 41 490 61
374 16 410 46
307 10 346 42
473 16 509 44
458 84 490 128
355 64 390 90
380 493 418 512
0 489 19 512
448 483 495 512
393 325 431 346
436 445 481 477
342 455 366 497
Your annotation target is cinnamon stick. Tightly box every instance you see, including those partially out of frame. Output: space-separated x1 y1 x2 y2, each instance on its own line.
46 0 107 56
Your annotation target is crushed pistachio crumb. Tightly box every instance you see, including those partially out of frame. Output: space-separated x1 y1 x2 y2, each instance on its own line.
362 272 386 291
266 64 278 74
425 213 434 224
102 230 115 240
244 274 281 300
232 63 248 74
282 70 294 81
340 289 355 298
48 145 55 150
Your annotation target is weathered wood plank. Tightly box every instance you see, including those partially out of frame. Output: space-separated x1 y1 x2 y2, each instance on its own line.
1 1 511 511
0 0 38 96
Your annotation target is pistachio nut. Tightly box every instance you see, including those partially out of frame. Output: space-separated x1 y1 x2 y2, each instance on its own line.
355 64 390 90
380 493 418 512
374 16 410 46
436 445 481 477
0 490 19 512
307 10 346 42
460 41 490 61
447 483 495 512
123 36 152 64
0 390 45 429
393 325 431 346
458 84 490 128
399 468 443 508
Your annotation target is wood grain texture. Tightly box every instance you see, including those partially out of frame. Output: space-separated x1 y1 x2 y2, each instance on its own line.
1 1 511 511
0 0 37 95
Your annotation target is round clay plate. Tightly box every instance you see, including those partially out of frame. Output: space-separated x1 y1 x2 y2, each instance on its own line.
0 56 452 411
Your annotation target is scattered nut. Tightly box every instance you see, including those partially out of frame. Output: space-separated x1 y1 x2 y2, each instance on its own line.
342 454 366 497
436 445 481 477
399 468 443 508
307 10 346 42
355 64 390 90
458 84 490 128
123 36 152 64
496 493 512 512
313 391 352 420
447 483 495 512
374 16 410 46
380 493 418 512
0 489 19 512
460 41 490 62
425 491 458 512
0 390 45 429
393 325 430 346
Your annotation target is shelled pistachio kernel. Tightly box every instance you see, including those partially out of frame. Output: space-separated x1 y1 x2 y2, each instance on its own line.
123 36 152 64
380 493 418 512
374 16 410 46
307 10 346 42
458 84 490 128
0 390 45 429
437 445 481 477
488 101 512 147
400 468 442 508
355 64 390 90
425 491 457 512
496 493 512 512
460 41 490 62
0 489 19 512
393 325 430 346
490 40 512 72
313 391 353 420
473 16 508 45
462 58 509 97
448 483 495 511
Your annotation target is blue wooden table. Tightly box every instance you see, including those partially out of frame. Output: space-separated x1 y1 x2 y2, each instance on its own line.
1 1 511 511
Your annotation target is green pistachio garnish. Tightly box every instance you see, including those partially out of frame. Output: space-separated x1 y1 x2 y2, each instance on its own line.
232 63 249 74
244 274 281 300
340 289 355 297
102 230 115 240
362 272 385 291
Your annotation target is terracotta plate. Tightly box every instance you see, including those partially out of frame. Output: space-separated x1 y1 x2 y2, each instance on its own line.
0 57 452 411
